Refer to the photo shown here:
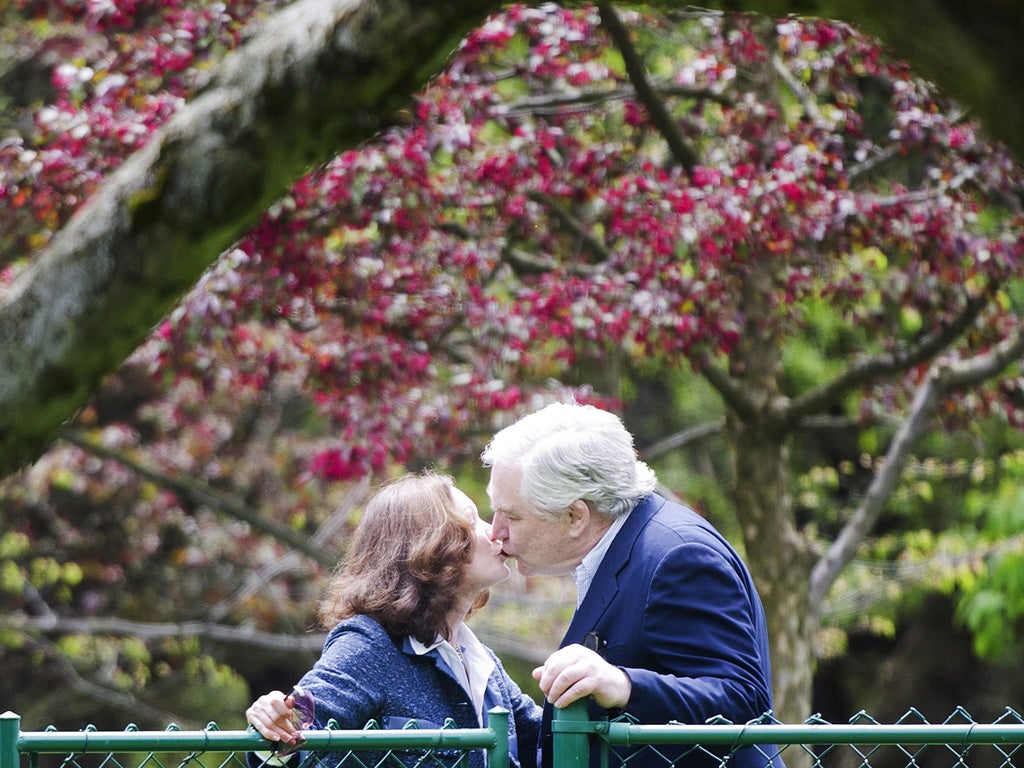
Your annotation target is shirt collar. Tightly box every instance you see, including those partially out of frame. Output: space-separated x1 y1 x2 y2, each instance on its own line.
407 623 495 724
572 511 629 608
407 623 476 656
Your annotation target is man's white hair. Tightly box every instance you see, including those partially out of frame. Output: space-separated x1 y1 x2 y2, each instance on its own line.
481 402 657 519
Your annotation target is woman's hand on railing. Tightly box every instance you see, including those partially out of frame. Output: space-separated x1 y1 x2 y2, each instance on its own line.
245 687 313 753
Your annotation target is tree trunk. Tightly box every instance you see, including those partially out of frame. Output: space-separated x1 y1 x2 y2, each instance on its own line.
719 259 818 727
729 419 817 726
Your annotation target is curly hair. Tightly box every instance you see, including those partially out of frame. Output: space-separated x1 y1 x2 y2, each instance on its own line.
317 472 479 645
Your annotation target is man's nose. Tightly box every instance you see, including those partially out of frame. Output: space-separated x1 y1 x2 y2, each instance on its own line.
489 513 507 541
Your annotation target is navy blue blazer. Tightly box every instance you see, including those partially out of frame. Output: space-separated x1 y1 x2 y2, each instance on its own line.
542 493 779 768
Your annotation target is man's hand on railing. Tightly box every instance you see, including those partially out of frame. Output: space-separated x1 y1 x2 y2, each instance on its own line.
533 644 632 710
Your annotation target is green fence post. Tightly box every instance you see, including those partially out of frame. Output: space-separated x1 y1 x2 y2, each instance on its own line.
551 701 591 768
487 707 510 768
1 712 19 768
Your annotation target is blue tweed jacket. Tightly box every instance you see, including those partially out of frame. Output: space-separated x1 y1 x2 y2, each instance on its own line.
256 614 541 768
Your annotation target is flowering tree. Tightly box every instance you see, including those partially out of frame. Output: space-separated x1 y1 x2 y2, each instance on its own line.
2 0 1024 728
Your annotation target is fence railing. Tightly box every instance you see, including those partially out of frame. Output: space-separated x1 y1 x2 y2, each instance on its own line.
5 704 1024 768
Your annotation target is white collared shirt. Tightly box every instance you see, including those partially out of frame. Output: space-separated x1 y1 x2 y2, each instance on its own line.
409 622 495 724
572 511 629 608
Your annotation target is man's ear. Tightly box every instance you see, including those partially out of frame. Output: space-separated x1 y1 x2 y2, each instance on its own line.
566 499 591 535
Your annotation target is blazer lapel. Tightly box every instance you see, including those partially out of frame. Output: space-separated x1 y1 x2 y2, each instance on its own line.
560 494 664 647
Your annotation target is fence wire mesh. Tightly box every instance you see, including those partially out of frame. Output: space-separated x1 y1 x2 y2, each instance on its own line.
590 707 1024 768
7 708 1024 768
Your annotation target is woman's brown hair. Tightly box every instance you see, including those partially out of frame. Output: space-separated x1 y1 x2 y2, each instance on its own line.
317 472 479 645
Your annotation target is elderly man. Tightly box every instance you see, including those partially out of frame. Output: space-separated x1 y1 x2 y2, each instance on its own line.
482 402 779 768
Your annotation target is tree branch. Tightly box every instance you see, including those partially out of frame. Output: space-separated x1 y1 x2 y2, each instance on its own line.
4 613 325 652
846 105 968 185
701 362 764 422
639 419 724 460
0 0 501 478
651 0 1024 159
499 244 599 278
822 535 1024 620
771 53 822 123
206 477 368 622
62 430 337 568
4 604 559 677
26 635 189 727
525 189 611 263
808 325 1024 614
784 288 992 426
504 81 733 117
597 3 699 174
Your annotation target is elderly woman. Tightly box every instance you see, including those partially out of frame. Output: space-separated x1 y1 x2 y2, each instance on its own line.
245 471 541 768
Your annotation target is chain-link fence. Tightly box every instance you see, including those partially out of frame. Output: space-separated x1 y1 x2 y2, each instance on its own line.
556 705 1024 768
5 704 1024 768
1 710 506 768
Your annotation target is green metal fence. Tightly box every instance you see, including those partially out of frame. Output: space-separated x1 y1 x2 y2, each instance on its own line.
5 704 1024 768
